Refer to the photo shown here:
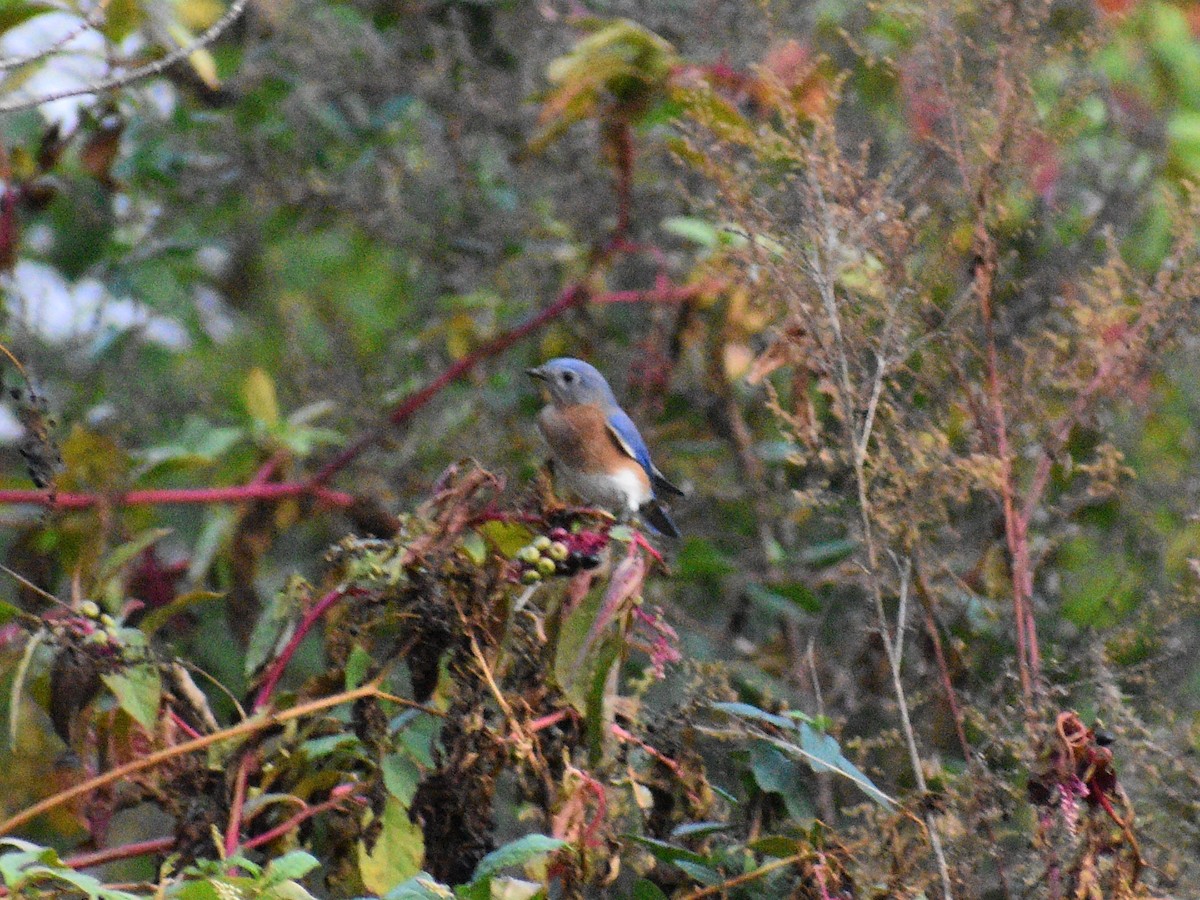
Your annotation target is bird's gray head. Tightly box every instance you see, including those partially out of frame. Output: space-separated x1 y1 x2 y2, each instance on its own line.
526 357 616 407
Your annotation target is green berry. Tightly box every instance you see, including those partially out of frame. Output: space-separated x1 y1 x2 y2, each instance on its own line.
532 535 552 551
79 600 100 619
536 557 557 576
520 569 542 584
99 613 116 628
518 545 541 564
86 630 110 645
548 541 570 561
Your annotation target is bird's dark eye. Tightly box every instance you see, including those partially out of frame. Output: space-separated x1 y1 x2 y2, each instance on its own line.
562 371 575 383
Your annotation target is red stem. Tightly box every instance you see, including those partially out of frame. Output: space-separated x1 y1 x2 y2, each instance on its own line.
238 787 363 852
61 836 176 871
224 753 253 858
169 709 203 741
308 284 590 487
252 586 366 711
0 481 354 510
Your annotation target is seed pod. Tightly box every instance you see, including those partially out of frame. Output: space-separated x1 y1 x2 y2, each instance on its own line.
80 600 101 619
536 557 557 576
533 535 552 551
518 545 541 564
548 541 569 561
521 569 542 584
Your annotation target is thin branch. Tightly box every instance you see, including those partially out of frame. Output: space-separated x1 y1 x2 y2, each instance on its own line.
238 785 363 852
308 283 587 486
307 278 712 488
678 852 805 900
0 0 249 114
251 586 366 711
224 752 253 857
0 480 354 510
0 0 111 73
0 682 387 838
61 836 175 871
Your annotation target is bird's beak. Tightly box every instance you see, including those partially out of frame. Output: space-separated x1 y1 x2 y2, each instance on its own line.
525 366 547 381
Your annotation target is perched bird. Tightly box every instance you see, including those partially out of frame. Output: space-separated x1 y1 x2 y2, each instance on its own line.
527 358 683 537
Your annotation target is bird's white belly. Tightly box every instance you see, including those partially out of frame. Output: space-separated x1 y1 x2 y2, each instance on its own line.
558 465 650 513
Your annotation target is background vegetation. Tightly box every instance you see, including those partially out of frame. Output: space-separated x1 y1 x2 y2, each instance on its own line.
1 0 1200 896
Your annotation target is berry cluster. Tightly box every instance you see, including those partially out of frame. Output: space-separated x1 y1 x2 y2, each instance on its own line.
48 600 122 656
514 528 607 583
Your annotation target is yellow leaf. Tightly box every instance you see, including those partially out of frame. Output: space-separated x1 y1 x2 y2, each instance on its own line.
358 798 424 894
243 367 279 426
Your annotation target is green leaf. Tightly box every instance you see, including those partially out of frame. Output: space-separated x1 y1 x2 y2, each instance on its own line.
381 752 421 807
744 582 820 616
170 882 221 900
670 822 728 840
773 724 895 809
0 2 56 35
673 860 723 886
345 645 373 691
102 631 161 732
477 521 534 558
799 539 857 569
94 528 173 600
470 834 566 883
623 835 708 866
264 850 321 884
677 538 735 580
246 576 308 678
631 880 670 900
747 835 801 857
140 590 223 638
710 701 794 730
0 600 21 630
358 798 424 894
379 874 455 899
460 531 488 566
9 629 45 749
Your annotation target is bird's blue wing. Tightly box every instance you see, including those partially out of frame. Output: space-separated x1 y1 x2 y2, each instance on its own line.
605 409 654 477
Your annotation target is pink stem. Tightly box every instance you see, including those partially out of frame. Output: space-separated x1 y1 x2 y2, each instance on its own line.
224 754 253 858
238 786 363 852
60 835 176 871
309 284 591 486
0 481 354 510
252 587 366 711
169 709 203 741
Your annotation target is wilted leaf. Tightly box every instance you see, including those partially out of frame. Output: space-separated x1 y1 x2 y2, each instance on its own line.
358 798 424 894
102 630 161 732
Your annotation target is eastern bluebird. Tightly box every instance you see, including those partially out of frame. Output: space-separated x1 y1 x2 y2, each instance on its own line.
527 357 683 537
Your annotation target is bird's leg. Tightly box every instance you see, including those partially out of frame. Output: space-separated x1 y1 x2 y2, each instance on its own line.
535 460 566 514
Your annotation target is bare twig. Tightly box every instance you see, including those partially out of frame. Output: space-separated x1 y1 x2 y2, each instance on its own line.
0 0 249 114
0 0 111 73
0 480 354 510
0 682 388 837
678 852 806 900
